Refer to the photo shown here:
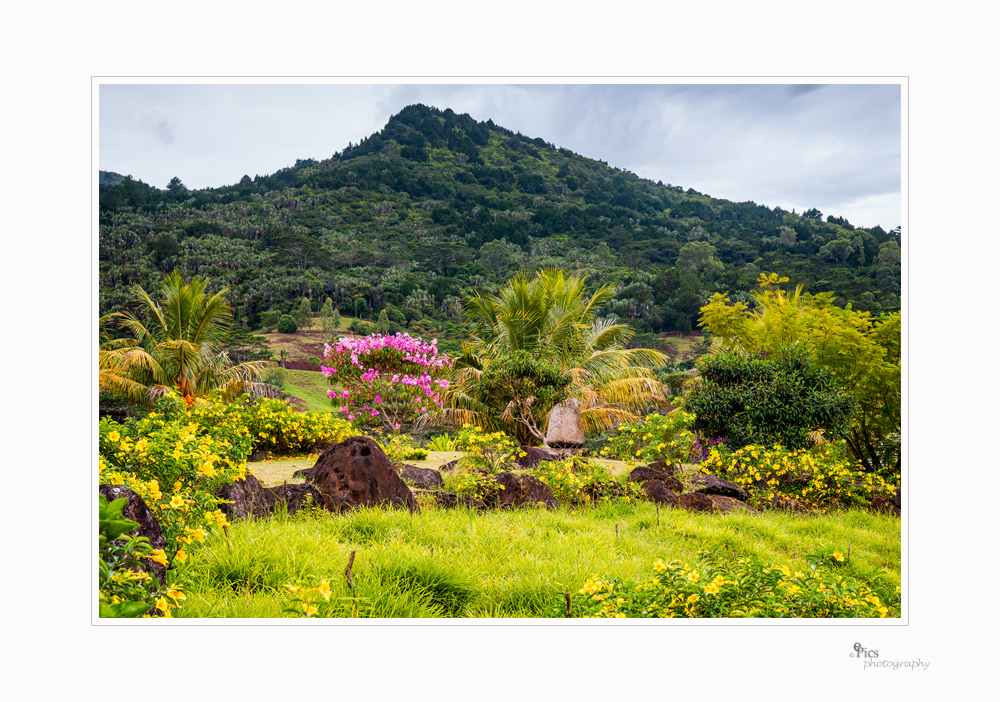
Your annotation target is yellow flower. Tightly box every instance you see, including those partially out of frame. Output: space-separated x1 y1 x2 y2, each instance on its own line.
686 594 700 604
832 552 845 562
107 430 120 442
146 549 168 566
285 584 299 595
169 495 185 509
315 579 332 602
167 587 186 601
174 549 188 564
189 528 206 543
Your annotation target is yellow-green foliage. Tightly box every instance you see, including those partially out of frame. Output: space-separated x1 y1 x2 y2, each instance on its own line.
699 442 894 511
98 416 244 574
455 424 524 472
378 432 429 462
600 410 698 463
573 550 898 618
195 397 355 455
529 458 644 507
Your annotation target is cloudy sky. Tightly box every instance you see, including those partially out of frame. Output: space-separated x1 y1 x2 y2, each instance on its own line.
99 81 901 230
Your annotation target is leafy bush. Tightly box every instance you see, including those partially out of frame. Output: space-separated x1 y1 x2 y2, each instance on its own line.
377 431 430 462
600 410 700 463
529 458 644 507
570 550 899 618
683 347 855 451
322 333 452 433
276 314 298 334
455 424 524 472
699 441 896 511
98 495 178 618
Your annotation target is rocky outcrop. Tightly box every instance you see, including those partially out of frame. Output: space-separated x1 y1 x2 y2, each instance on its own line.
215 475 278 520
401 464 444 490
478 471 559 509
689 473 749 502
676 492 715 512
98 484 167 585
515 446 556 469
628 466 685 494
870 487 901 516
297 436 419 513
265 482 325 516
641 480 679 507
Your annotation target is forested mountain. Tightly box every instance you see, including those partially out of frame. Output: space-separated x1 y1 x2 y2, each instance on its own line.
99 103 901 350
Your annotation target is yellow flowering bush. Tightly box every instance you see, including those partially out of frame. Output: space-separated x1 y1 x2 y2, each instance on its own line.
455 424 525 473
186 396 356 455
529 458 644 507
600 411 700 464
698 441 896 510
570 550 899 618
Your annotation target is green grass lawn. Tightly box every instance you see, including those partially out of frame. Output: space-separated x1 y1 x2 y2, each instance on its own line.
175 501 900 619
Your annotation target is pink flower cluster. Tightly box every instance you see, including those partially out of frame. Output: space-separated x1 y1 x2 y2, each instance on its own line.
322 332 447 373
321 333 452 430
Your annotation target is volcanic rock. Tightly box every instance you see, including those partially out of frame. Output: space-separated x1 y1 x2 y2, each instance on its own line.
99 484 167 585
401 464 445 490
478 471 559 509
297 436 419 513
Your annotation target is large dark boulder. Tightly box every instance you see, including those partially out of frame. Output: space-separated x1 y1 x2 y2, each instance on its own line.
515 446 556 469
478 471 559 509
401 464 444 490
99 484 167 585
264 483 325 516
677 492 715 512
689 473 749 501
297 436 419 513
628 466 684 494
641 480 679 507
215 475 278 520
647 460 679 476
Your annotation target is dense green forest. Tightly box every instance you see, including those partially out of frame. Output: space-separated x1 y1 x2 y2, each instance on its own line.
99 103 901 351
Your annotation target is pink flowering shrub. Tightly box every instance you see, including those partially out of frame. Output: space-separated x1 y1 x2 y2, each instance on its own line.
321 333 453 432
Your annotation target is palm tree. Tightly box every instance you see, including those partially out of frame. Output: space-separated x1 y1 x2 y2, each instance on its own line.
447 269 669 439
99 271 276 407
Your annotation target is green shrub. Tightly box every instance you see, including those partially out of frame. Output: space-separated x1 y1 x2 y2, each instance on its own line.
529 458 644 507
683 347 855 451
276 314 298 334
600 410 698 463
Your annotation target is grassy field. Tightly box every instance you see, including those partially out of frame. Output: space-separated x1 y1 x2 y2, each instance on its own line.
278 369 333 413
175 501 901 619
658 333 704 364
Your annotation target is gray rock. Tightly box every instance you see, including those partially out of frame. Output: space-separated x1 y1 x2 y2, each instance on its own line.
545 399 585 448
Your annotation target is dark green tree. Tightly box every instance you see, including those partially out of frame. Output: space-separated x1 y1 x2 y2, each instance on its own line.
684 347 856 451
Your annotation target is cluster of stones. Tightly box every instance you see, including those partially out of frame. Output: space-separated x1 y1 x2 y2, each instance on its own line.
100 437 901 570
